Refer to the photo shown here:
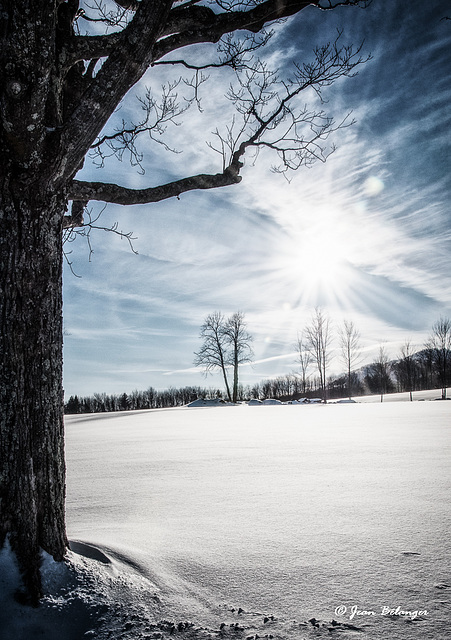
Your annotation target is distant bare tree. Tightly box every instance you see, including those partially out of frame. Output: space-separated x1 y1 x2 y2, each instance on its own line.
194 311 253 402
295 331 312 395
396 340 416 401
194 311 232 402
418 345 435 389
223 312 254 403
427 317 451 399
305 308 333 403
338 319 362 399
367 344 392 402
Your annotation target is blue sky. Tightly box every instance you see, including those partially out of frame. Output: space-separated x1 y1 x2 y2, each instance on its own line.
63 0 451 397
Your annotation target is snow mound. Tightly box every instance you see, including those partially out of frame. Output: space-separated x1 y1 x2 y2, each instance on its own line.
187 399 232 407
0 540 162 640
1 540 360 640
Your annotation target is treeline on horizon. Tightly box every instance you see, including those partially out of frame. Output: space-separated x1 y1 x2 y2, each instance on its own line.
64 345 450 414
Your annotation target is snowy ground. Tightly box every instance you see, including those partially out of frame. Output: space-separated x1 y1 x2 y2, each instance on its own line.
336 387 451 403
1 399 450 639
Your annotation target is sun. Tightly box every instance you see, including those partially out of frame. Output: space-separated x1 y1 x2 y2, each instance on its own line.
294 222 348 282
270 206 360 307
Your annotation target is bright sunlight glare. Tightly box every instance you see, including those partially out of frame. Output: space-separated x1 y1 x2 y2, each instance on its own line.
295 222 347 280
272 205 360 308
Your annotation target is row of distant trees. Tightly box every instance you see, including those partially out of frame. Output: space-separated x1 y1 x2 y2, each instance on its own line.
65 314 451 413
288 313 450 402
65 385 217 415
254 343 448 403
256 314 451 402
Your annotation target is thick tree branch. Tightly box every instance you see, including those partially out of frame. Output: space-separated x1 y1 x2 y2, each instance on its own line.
153 0 310 60
67 0 366 66
65 33 123 65
161 5 217 36
153 0 367 61
69 166 242 205
64 5 215 66
64 0 274 66
113 0 141 9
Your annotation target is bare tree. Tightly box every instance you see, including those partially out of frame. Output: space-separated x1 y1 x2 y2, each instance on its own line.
427 317 451 399
396 340 416 401
305 308 333 403
418 344 435 390
194 311 233 402
338 319 361 399
365 344 392 402
223 311 254 403
1 0 369 601
194 311 253 402
295 331 312 395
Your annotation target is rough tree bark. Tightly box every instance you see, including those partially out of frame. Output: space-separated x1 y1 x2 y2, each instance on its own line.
0 189 67 605
0 2 69 604
0 0 368 602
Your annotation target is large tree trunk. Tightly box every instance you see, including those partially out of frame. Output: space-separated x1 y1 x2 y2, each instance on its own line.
0 183 68 605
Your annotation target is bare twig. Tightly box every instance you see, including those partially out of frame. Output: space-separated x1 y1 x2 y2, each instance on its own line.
153 31 273 73
81 0 135 28
63 204 138 271
89 81 191 172
209 34 369 177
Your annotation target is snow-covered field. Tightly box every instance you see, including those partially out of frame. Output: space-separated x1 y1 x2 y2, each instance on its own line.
1 401 450 639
